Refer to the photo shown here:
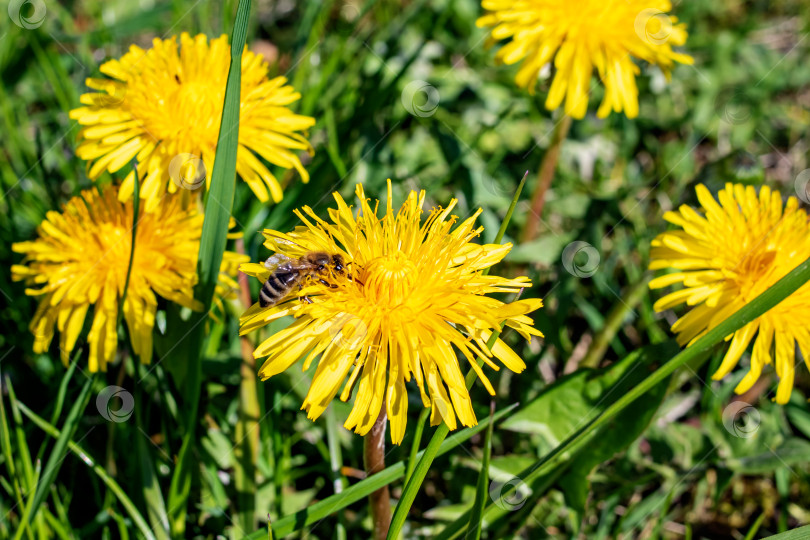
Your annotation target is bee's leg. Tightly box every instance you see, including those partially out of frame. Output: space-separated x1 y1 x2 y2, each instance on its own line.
297 283 313 304
318 278 339 289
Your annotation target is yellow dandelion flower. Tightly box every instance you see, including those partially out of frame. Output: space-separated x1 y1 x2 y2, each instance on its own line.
476 0 693 119
69 33 315 212
650 183 810 403
239 182 543 444
12 185 248 372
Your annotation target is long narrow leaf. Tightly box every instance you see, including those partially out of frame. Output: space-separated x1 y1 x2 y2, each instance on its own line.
466 402 495 540
135 400 170 540
27 371 94 521
16 402 155 540
12 459 40 540
166 0 251 534
0 372 29 539
120 161 140 311
404 408 429 484
762 525 810 540
242 404 518 539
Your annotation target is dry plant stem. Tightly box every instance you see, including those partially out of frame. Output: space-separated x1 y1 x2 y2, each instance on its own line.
522 113 573 243
364 408 391 540
579 277 651 369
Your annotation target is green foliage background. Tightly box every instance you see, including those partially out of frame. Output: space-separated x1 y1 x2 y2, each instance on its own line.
1 0 810 538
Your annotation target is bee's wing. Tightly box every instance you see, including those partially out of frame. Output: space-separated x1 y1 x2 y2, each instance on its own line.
264 253 292 271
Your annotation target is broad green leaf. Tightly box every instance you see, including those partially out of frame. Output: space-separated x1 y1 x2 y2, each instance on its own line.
559 343 677 514
785 394 810 439
727 438 810 474
501 341 676 439
762 524 810 540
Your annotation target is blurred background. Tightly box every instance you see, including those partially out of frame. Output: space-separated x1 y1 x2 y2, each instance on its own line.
1 0 810 538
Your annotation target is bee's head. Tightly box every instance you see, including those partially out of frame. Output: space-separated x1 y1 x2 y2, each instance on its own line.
331 254 345 274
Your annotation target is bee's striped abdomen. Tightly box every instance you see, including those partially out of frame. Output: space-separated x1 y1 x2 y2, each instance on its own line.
259 270 299 307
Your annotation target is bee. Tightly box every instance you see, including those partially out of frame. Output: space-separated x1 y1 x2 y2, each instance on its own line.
259 251 346 308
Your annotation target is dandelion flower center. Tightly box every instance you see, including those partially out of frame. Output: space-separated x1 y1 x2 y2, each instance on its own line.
733 249 777 300
362 253 418 308
147 80 223 145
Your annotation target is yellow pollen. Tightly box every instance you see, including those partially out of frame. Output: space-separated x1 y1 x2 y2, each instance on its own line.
361 253 418 308
733 249 777 300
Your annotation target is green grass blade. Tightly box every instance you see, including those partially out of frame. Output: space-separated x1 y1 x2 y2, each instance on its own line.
404 408 429 485
6 375 35 493
387 175 527 538
135 402 170 540
325 405 347 540
166 0 251 534
242 404 517 539
491 170 528 248
27 372 95 522
0 371 30 539
120 161 140 311
12 458 41 540
16 402 156 540
744 512 766 540
388 425 447 540
483 255 810 521
466 402 495 540
47 356 79 426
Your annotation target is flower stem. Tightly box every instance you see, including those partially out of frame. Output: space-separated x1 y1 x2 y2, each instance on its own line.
235 239 258 533
364 408 391 540
521 113 573 243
